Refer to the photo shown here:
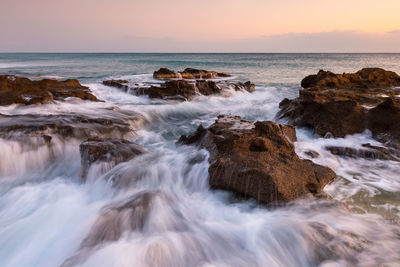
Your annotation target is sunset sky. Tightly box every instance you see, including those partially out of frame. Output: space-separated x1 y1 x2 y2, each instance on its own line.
1 0 400 52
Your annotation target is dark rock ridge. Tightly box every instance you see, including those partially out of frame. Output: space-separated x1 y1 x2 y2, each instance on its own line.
278 68 400 146
178 115 336 205
102 79 255 101
79 137 147 179
0 75 99 105
153 67 230 80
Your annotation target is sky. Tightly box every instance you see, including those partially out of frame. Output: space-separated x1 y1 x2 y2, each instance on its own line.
1 0 400 52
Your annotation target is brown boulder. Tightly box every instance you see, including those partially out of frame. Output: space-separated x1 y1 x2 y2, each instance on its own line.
153 67 231 80
278 68 400 141
79 137 147 179
179 115 336 204
0 75 99 105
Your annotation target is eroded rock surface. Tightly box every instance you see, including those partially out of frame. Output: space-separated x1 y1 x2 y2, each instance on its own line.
179 115 336 204
0 75 99 105
153 68 230 80
79 137 147 179
278 69 400 145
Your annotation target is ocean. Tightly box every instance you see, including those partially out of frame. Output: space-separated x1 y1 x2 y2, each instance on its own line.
0 53 399 266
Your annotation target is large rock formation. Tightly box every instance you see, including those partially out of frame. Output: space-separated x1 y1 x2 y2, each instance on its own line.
178 115 336 204
278 68 400 146
103 79 255 101
0 75 99 105
153 67 230 80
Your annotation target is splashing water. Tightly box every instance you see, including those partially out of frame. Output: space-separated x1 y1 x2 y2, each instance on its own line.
1 53 400 267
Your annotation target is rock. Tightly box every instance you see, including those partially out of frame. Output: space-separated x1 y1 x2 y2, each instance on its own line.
179 115 336 205
0 75 99 105
278 68 400 143
153 68 180 79
103 69 253 101
79 137 147 179
102 80 128 91
145 80 195 100
325 144 398 161
195 80 222 95
368 98 400 145
301 68 400 90
153 67 230 80
0 109 143 142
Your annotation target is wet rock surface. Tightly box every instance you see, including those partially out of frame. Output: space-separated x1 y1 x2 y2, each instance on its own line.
79 137 147 179
0 75 99 105
179 115 336 204
153 67 230 80
278 68 400 146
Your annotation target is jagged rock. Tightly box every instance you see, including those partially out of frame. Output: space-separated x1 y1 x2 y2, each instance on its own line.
278 69 400 146
153 68 230 80
178 115 336 204
0 75 99 105
79 138 147 179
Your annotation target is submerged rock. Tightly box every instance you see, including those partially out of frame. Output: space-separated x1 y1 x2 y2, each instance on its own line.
178 115 336 204
278 68 400 146
153 67 230 80
79 137 147 179
0 75 99 105
62 190 186 267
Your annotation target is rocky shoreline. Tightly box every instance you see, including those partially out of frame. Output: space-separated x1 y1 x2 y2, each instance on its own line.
102 68 255 101
2 67 400 205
